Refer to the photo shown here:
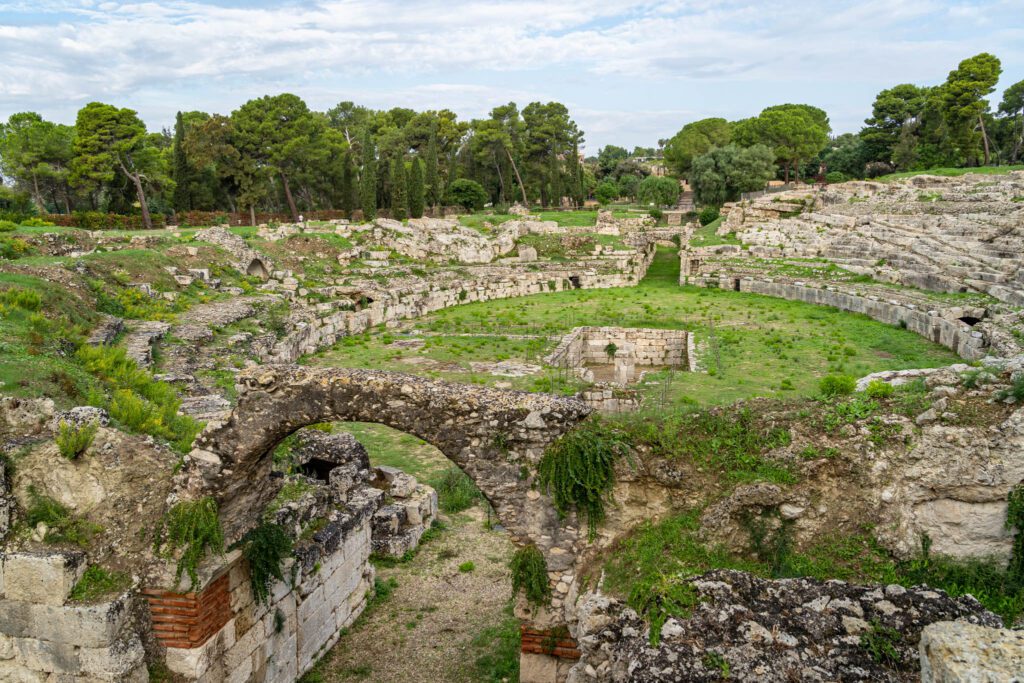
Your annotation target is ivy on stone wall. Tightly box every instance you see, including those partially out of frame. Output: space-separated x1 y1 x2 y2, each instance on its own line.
510 545 551 607
230 522 294 605
154 497 225 590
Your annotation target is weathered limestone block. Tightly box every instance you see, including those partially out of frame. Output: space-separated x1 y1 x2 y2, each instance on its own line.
920 621 1024 682
1 551 86 606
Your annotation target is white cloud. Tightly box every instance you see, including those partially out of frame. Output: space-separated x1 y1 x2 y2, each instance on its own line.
0 0 1021 149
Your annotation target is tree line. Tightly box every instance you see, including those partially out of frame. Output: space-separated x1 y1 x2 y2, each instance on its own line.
657 52 1023 208
0 95 586 227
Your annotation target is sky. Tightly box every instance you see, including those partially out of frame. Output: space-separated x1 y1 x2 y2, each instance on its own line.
0 0 1022 153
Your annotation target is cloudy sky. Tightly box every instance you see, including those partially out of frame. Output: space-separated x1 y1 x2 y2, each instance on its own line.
1 0 1022 152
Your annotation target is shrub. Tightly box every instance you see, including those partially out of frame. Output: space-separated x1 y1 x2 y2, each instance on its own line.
458 561 476 573
69 565 131 602
0 235 31 259
865 161 894 178
431 466 481 513
996 375 1024 403
864 380 895 399
0 220 16 232
21 217 54 227
56 420 98 459
1008 485 1024 582
0 287 42 311
446 179 489 211
698 206 720 226
230 522 293 605
154 497 225 590
648 208 663 221
825 171 847 184
819 374 856 397
510 545 550 607
537 418 629 539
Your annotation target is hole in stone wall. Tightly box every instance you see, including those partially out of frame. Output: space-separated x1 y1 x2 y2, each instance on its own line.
246 258 270 280
569 275 581 289
959 316 982 327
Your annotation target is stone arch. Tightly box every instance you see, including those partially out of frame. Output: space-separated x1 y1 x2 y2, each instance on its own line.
245 258 270 280
181 365 591 561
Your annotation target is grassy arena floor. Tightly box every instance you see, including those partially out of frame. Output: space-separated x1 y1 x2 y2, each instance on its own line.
309 248 959 407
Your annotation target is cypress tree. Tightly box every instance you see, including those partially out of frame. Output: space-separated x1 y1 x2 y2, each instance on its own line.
408 157 425 219
340 151 355 217
171 112 191 213
391 156 408 221
425 132 440 207
359 132 377 221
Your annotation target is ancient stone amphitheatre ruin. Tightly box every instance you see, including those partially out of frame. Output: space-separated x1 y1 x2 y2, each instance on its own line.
1 172 1023 683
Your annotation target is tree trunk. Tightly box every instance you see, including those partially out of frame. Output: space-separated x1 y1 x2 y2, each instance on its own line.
30 173 47 213
783 162 790 184
281 173 300 222
978 115 991 166
493 150 506 203
505 146 529 206
249 204 256 227
116 157 152 229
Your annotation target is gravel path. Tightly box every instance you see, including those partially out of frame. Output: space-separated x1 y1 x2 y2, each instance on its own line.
311 506 515 682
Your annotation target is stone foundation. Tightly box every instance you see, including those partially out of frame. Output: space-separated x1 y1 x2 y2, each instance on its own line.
546 326 695 386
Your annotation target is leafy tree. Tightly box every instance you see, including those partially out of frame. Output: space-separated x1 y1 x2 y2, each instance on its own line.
691 144 775 207
637 176 680 207
446 178 488 211
754 105 831 181
359 131 377 220
594 180 619 204
231 93 318 221
171 112 192 212
821 133 869 179
567 142 585 207
408 157 425 218
998 79 1024 163
596 145 629 178
70 102 162 229
522 101 581 206
0 112 74 213
617 173 641 201
424 131 441 206
664 118 731 176
390 156 408 221
941 53 1002 165
860 84 929 164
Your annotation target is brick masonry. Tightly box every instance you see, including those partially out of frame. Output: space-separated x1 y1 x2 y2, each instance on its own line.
143 572 231 649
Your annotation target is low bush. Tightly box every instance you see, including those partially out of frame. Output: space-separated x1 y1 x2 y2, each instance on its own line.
0 220 17 232
698 206 720 226
864 380 895 399
25 485 103 546
431 466 481 513
230 522 293 605
69 565 131 602
56 420 98 459
537 417 629 538
510 545 550 607
819 374 856 397
154 497 224 590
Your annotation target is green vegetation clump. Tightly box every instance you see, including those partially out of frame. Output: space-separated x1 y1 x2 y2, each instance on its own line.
819 374 856 397
69 565 131 602
613 408 794 484
154 497 225 590
995 375 1024 403
864 380 895 398
698 207 720 226
431 466 481 513
25 485 103 546
537 418 629 538
458 561 476 573
510 545 550 607
471 603 521 683
1006 485 1024 582
860 619 901 665
56 419 98 459
231 522 293 605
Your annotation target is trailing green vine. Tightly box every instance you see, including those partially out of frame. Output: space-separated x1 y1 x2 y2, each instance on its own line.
1007 484 1024 581
537 418 628 539
510 545 551 607
154 497 225 590
230 522 294 605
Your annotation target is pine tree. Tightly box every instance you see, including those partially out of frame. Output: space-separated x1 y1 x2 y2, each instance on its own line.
568 142 584 208
425 132 440 208
171 111 191 213
340 151 355 216
391 156 408 221
359 132 377 221
408 157 425 219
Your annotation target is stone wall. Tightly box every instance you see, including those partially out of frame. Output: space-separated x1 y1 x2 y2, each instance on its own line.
546 327 692 371
157 507 375 683
689 271 991 360
266 242 656 364
0 550 149 682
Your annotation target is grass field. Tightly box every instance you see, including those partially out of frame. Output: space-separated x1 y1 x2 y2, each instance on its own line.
310 248 959 407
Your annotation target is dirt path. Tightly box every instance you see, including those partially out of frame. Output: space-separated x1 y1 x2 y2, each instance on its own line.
309 506 516 683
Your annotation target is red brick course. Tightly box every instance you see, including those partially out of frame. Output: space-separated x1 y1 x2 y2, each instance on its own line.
142 573 232 649
520 625 581 660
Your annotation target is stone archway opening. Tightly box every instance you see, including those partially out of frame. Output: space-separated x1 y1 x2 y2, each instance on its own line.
245 257 270 280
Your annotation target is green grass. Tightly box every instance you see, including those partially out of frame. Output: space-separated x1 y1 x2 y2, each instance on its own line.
69 565 131 602
878 164 1024 181
309 248 959 406
688 217 741 248
470 603 521 682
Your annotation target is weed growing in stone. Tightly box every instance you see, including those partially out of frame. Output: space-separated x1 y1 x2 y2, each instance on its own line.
55 419 98 459
230 522 293 605
154 497 224 590
69 565 131 602
510 545 550 607
25 485 103 546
